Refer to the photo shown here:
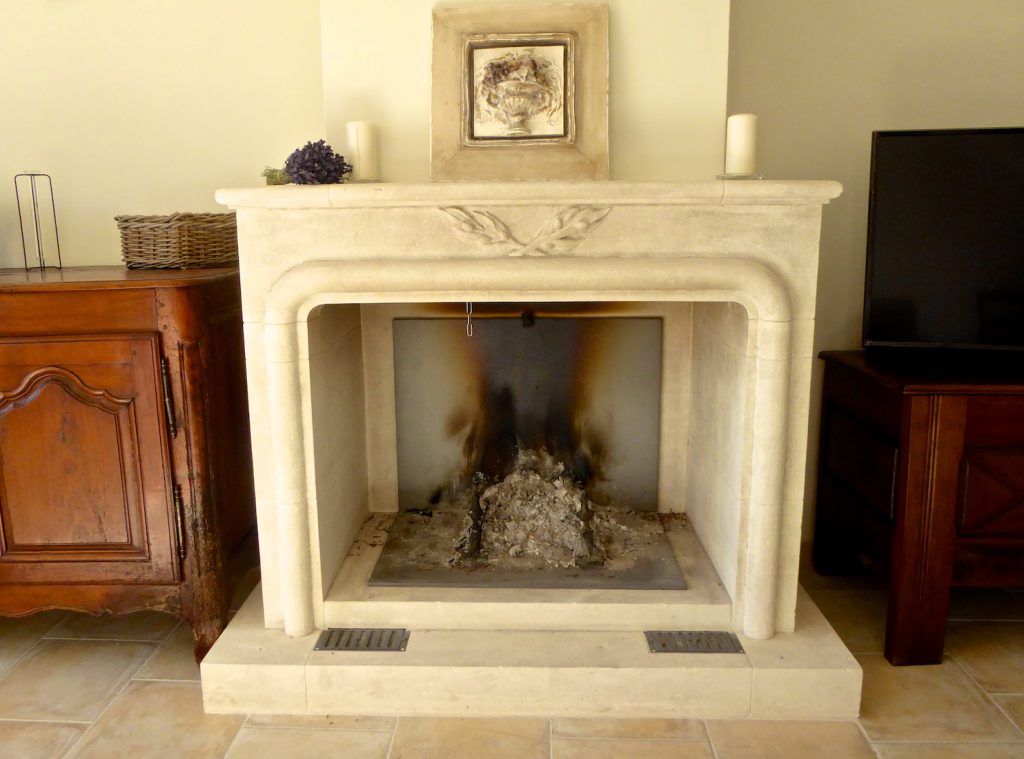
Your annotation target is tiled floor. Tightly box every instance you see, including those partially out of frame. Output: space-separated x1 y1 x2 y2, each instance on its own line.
1 567 1023 758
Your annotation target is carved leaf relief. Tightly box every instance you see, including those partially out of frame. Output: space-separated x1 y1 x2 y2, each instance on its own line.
439 207 522 249
440 205 611 257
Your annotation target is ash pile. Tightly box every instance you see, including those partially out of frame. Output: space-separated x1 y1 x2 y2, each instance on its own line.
453 449 620 569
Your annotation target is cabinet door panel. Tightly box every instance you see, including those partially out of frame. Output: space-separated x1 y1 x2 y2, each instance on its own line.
959 450 1024 537
2 376 138 548
0 335 177 584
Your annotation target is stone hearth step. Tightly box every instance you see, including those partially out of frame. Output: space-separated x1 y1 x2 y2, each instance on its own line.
321 513 734 632
202 585 861 720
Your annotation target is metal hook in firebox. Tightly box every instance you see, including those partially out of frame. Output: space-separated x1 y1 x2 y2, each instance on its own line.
465 302 473 337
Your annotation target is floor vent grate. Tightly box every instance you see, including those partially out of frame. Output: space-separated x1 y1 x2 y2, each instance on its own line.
315 628 410 652
644 630 744 654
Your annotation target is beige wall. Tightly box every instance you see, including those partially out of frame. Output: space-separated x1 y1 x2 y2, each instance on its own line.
320 0 731 182
2 0 728 266
728 0 1024 533
0 0 324 267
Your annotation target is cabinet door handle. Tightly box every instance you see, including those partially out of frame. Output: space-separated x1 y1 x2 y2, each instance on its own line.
159 357 177 438
172 484 187 561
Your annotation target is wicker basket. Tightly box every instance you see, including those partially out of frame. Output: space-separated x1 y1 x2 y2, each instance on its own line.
116 212 238 269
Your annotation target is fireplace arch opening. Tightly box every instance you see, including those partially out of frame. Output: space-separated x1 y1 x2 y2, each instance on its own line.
301 297 755 630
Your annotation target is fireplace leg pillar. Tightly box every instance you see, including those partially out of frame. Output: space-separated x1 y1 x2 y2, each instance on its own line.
265 322 315 637
741 326 792 640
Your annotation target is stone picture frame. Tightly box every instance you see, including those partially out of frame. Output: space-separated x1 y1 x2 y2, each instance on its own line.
431 4 609 181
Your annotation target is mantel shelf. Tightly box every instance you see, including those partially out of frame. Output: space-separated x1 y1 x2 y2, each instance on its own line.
216 179 843 210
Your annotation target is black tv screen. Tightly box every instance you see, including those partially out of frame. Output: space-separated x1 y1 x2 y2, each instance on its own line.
864 127 1024 350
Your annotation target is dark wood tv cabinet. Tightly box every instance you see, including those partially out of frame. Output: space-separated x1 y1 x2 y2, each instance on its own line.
814 350 1024 665
0 267 256 660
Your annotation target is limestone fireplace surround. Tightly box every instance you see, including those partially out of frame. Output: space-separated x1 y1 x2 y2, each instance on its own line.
202 180 862 719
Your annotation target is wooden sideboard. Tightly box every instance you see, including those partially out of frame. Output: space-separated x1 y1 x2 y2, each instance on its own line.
0 267 256 659
814 350 1024 665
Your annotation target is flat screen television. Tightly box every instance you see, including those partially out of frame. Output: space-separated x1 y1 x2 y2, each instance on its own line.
863 127 1024 352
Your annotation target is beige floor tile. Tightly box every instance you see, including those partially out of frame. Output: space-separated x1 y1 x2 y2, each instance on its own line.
797 543 885 591
949 588 1024 621
809 588 888 653
857 653 1020 742
992 695 1024 735
45 611 178 642
947 621 1024 693
0 639 154 722
246 714 396 730
69 680 243 759
225 726 391 758
873 743 1024 758
552 717 705 740
706 720 875 759
0 720 85 759
552 737 714 759
0 611 67 674
134 623 200 681
390 717 548 759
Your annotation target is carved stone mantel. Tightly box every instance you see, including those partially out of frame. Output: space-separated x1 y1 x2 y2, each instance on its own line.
216 180 842 644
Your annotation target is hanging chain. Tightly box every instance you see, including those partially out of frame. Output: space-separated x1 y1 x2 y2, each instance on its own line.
465 301 474 337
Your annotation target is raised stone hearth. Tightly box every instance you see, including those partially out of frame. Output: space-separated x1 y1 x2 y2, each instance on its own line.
202 180 862 718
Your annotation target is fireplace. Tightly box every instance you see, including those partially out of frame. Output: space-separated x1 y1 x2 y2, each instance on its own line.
202 180 863 719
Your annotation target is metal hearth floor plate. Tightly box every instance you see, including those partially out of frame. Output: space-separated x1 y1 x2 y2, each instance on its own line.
644 630 744 654
315 628 410 652
368 510 687 591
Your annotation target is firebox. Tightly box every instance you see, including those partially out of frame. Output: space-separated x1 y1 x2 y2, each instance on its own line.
305 297 747 621
202 180 863 720
378 304 677 591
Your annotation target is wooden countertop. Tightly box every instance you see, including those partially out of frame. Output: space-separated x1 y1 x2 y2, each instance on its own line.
820 349 1024 393
0 266 238 292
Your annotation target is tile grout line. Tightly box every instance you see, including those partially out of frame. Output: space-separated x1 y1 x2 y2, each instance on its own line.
946 650 1024 738
0 637 47 684
869 739 1024 745
59 660 145 759
0 611 72 680
1 617 164 758
385 715 399 759
704 719 721 759
219 718 247 759
0 717 92 726
990 699 1024 742
860 649 1022 745
227 723 395 734
546 735 724 744
43 612 179 645
131 623 179 679
301 634 317 717
43 635 176 644
853 718 882 758
697 715 712 748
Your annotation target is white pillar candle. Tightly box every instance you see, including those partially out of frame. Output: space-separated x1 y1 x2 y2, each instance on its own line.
346 121 380 181
724 113 758 176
